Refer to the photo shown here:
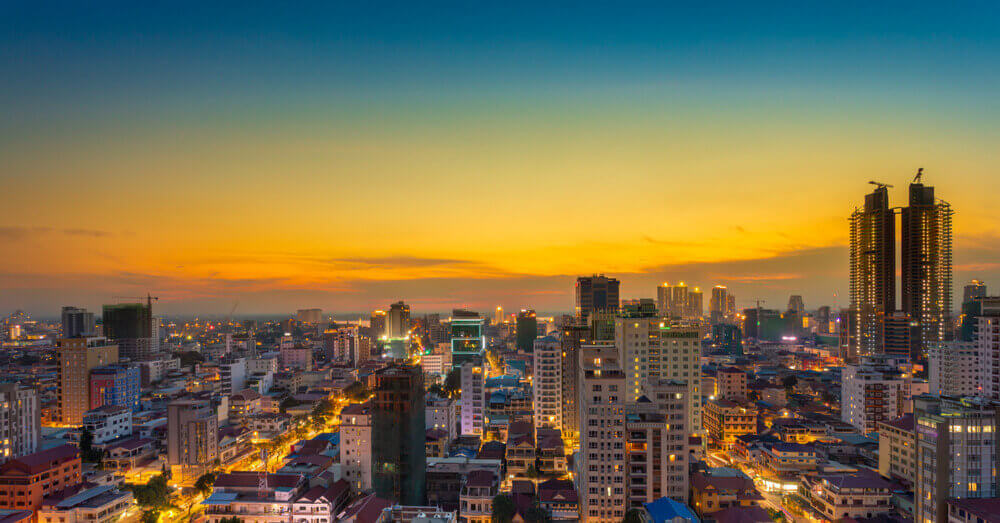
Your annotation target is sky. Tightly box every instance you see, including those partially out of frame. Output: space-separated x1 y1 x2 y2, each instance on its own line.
1 2 999 317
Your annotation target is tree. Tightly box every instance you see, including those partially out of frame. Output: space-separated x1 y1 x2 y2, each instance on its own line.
443 368 461 397
79 428 103 463
491 494 516 523
623 508 644 523
128 473 171 508
523 502 552 523
279 397 301 414
781 375 798 390
194 472 216 497
344 381 370 402
140 509 160 523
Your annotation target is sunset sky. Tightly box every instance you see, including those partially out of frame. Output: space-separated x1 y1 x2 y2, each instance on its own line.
2 3 999 317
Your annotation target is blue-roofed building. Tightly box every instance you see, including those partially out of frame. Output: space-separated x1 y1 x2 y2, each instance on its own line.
642 497 699 522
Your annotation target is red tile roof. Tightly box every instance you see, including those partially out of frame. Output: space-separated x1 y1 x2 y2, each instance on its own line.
0 444 79 476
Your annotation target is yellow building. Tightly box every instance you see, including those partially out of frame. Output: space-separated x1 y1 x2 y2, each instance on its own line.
704 399 756 449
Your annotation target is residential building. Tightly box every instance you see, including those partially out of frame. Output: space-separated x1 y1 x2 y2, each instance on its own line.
386 301 411 339
459 470 497 523
88 364 140 411
219 356 247 396
947 498 1000 523
703 399 756 449
716 368 747 400
460 362 485 436
625 411 688 506
81 406 133 445
203 472 308 523
840 359 906 435
533 336 562 432
426 395 456 444
801 471 894 521
0 383 39 462
914 395 1000 523
166 399 219 474
977 303 1000 401
0 445 82 515
560 324 589 442
341 401 373 491
57 337 118 425
690 469 761 517
36 484 133 523
876 414 915 486
615 319 701 433
928 342 982 396
280 346 313 371
578 350 627 522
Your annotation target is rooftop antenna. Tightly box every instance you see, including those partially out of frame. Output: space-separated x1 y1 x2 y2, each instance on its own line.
913 167 924 183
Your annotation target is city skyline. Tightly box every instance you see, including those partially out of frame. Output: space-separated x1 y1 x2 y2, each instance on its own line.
3 3 1000 315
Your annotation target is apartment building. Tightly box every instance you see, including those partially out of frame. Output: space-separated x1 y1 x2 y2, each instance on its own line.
533 336 562 433
877 414 915 486
0 382 39 462
340 401 373 491
704 399 757 449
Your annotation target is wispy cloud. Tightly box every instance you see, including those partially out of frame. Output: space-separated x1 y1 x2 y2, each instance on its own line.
0 226 113 239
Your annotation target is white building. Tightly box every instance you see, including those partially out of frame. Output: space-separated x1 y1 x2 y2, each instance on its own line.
248 356 279 375
928 342 982 396
426 394 456 443
219 356 247 396
340 401 373 491
977 307 1000 401
578 345 627 522
615 319 702 433
841 359 906 435
82 406 133 445
532 336 562 433
460 362 486 436
0 382 39 461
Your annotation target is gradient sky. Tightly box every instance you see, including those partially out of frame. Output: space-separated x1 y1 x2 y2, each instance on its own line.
2 2 999 317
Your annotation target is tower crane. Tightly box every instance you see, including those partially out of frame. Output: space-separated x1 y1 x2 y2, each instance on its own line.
913 167 924 183
868 181 894 190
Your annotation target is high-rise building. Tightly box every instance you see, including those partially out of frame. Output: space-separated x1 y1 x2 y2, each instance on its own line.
494 306 504 326
57 337 118 425
61 307 95 338
914 395 1000 523
656 283 671 317
370 310 387 340
578 349 627 522
102 300 156 361
460 361 486 436
575 275 620 320
964 280 988 305
976 300 1000 401
560 324 590 442
850 184 896 356
368 364 425 505
816 306 832 334
928 342 982 397
787 295 805 315
881 312 917 359
960 284 992 342
516 309 538 353
167 399 219 474
901 180 953 351
532 336 562 433
686 287 703 319
841 358 907 435
615 318 701 434
340 401 373 491
450 309 484 369
386 301 411 339
709 286 730 324
0 382 40 462
218 356 247 396
89 364 141 411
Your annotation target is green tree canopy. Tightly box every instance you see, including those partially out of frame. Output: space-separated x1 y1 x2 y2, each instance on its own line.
491 494 516 523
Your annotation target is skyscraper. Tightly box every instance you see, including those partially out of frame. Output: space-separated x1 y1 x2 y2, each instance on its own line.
709 286 729 324
386 301 410 339
850 184 896 356
687 287 703 319
167 399 219 474
657 283 671 317
60 307 95 338
102 300 155 361
787 295 805 315
901 180 953 350
369 364 425 505
575 275 620 320
516 309 538 353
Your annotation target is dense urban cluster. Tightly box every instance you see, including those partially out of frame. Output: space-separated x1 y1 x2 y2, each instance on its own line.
0 177 997 523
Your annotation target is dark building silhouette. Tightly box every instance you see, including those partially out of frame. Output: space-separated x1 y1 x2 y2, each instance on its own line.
515 309 537 353
850 185 896 356
901 181 953 349
575 275 620 320
369 364 426 505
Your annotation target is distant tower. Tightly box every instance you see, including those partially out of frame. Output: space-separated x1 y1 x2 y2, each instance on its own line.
850 184 896 356
901 177 953 349
787 295 805 315
575 275 620 321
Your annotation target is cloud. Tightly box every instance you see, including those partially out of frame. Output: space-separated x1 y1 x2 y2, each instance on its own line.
0 226 112 239
324 256 479 268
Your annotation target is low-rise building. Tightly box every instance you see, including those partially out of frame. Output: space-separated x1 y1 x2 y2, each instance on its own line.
459 470 496 523
202 472 308 523
36 484 134 523
0 445 82 514
801 471 893 521
704 399 756 449
690 469 762 517
876 414 915 486
81 406 133 445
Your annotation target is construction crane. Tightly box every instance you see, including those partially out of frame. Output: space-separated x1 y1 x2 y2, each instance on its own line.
868 181 894 189
913 167 924 183
112 293 159 307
